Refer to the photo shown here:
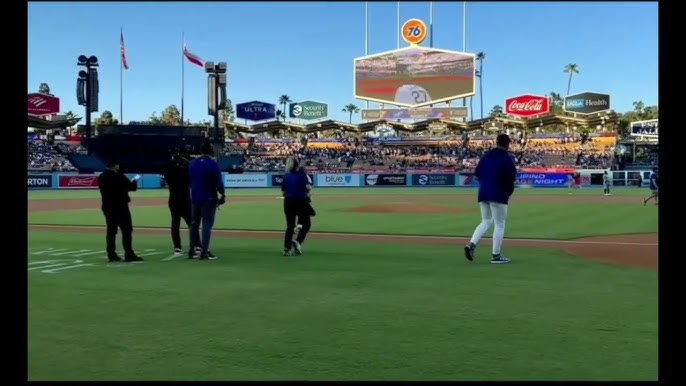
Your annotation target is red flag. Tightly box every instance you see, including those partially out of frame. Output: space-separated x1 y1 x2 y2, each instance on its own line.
120 32 129 70
183 44 204 68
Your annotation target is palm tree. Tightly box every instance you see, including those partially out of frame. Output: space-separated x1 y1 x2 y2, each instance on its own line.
342 103 360 124
476 52 486 119
278 95 292 122
549 91 563 114
563 63 579 96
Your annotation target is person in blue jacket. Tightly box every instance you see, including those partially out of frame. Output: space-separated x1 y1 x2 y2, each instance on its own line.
281 157 313 256
643 167 658 206
464 134 517 264
188 143 226 260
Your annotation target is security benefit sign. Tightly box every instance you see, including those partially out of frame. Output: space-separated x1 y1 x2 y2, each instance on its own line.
316 173 361 187
364 174 407 186
411 173 456 186
563 92 611 115
27 174 53 189
236 101 277 121
223 173 269 188
289 101 328 120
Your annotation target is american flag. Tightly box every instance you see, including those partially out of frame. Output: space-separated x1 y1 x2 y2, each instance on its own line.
120 32 129 70
183 44 204 68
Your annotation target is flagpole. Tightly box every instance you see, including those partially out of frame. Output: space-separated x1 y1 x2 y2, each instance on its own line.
181 31 185 126
429 2 434 48
396 2 400 49
120 27 124 124
364 2 369 111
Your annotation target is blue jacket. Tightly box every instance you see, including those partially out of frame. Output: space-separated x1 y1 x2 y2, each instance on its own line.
189 156 225 204
649 172 658 190
281 169 310 200
475 147 517 204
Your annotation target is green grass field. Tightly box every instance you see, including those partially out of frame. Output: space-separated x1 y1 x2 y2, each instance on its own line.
28 187 658 381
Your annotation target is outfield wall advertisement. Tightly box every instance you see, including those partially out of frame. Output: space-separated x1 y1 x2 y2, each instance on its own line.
31 169 633 190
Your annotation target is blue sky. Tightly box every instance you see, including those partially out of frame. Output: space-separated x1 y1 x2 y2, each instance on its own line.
28 1 658 124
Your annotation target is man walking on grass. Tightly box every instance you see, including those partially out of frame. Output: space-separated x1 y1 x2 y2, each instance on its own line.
464 134 517 264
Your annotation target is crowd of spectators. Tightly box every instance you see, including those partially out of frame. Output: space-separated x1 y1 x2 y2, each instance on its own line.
235 134 617 172
28 140 83 172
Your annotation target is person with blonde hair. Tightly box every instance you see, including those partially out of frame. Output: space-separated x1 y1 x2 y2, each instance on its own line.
281 157 313 256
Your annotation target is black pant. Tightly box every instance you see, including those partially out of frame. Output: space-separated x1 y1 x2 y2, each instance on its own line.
284 198 312 249
103 206 134 257
169 199 192 249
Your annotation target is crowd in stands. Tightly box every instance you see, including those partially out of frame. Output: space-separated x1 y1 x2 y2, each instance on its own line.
28 140 85 172
236 133 618 172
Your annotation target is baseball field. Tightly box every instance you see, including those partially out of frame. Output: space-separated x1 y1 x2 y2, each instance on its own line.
28 187 658 381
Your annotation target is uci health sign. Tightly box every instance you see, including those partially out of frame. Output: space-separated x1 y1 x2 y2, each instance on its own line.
236 101 276 121
289 101 328 120
563 92 611 115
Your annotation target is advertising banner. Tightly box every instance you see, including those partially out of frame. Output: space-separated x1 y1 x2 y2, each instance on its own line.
364 173 407 186
459 173 569 187
504 94 550 118
27 93 60 116
224 173 269 188
271 173 315 187
316 173 361 187
27 174 53 188
58 175 99 189
360 107 468 120
630 119 658 138
411 173 456 186
236 101 276 121
288 101 328 120
563 92 611 115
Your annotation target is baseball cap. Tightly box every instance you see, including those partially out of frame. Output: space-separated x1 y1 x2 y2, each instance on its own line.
496 134 511 147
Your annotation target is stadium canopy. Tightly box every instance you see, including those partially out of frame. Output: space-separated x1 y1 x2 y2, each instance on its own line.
28 115 81 131
223 111 618 135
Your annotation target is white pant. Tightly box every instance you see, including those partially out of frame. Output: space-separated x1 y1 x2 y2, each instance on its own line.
479 201 508 224
469 201 509 255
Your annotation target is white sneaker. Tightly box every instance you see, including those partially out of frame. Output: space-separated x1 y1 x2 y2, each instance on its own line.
291 240 303 255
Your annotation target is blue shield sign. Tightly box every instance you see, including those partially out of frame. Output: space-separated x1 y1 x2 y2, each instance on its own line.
236 101 276 121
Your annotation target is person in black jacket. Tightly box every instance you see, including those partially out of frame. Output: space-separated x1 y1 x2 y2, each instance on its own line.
163 154 199 255
281 157 313 256
463 134 517 264
98 161 142 262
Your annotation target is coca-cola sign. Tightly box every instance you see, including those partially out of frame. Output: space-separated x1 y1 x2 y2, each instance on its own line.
504 94 550 118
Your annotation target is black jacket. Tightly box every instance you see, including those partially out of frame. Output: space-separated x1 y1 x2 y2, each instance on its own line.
163 159 191 203
98 169 138 210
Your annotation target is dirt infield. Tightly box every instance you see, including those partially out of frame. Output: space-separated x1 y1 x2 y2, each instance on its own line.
28 196 658 270
344 204 472 214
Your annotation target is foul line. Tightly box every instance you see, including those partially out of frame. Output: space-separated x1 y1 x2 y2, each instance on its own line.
28 224 658 247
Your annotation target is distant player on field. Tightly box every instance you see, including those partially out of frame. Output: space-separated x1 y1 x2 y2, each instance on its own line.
568 172 582 194
603 171 611 196
643 167 658 206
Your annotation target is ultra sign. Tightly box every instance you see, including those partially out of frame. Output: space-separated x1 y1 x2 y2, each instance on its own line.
236 101 276 121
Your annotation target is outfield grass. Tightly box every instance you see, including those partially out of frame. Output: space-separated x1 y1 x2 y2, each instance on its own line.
27 187 658 381
29 188 658 239
28 232 657 381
